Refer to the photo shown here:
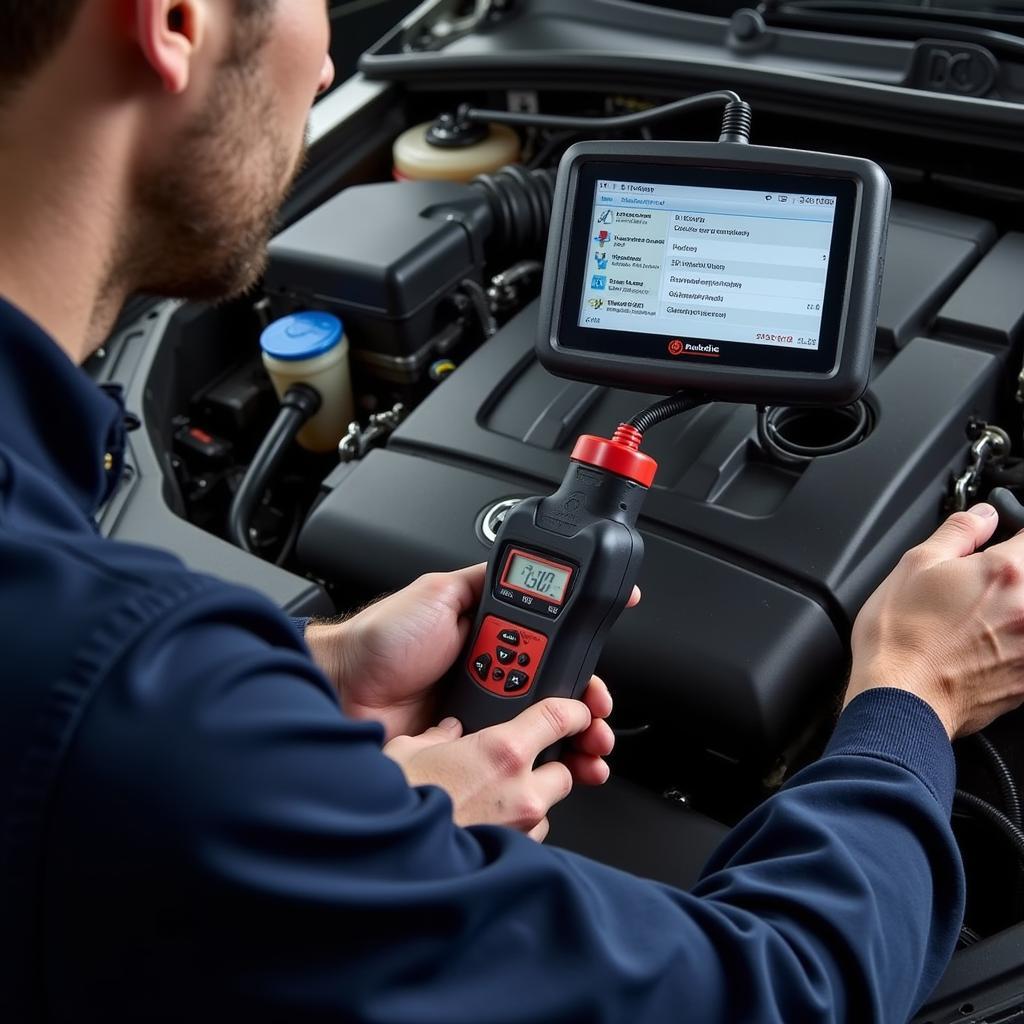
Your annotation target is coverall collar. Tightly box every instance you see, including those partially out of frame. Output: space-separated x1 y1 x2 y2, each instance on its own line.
0 295 126 518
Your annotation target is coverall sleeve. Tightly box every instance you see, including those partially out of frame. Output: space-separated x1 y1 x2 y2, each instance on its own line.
42 584 963 1024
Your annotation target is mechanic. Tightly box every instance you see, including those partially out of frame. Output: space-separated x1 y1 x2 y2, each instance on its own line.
2 2 1023 1022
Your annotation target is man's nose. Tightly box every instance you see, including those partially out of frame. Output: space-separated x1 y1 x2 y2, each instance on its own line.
318 54 335 96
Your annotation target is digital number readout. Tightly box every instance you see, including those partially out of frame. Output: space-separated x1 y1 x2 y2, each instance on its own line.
502 552 572 603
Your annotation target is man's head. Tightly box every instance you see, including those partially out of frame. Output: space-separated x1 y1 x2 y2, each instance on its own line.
0 1 334 310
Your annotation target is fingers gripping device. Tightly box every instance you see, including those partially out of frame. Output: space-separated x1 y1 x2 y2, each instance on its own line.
440 420 661 735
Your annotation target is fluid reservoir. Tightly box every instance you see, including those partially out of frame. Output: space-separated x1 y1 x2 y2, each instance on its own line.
393 113 521 182
260 312 354 453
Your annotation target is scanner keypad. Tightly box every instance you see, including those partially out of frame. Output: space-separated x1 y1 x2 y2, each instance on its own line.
467 615 548 698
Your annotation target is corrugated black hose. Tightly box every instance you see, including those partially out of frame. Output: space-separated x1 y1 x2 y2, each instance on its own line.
974 732 1023 828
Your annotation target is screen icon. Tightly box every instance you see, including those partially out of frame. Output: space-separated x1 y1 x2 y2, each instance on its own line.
597 209 613 224
594 230 610 247
594 252 608 270
779 195 788 203
765 194 773 201
667 339 684 356
588 298 604 310
591 275 607 291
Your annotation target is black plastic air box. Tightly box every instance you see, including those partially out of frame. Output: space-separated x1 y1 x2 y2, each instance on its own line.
265 180 493 374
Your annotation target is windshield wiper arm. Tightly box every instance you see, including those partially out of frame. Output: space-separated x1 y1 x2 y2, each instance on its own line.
762 0 1024 59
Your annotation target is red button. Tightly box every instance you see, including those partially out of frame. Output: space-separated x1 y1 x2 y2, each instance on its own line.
466 615 548 698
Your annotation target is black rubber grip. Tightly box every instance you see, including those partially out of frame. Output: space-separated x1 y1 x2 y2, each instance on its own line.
987 487 1024 544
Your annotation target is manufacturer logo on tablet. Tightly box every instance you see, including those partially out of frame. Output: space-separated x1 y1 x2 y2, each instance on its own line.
669 339 720 358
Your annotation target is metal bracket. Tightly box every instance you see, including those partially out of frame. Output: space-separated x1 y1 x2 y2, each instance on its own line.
950 422 1011 511
338 404 407 463
405 0 513 52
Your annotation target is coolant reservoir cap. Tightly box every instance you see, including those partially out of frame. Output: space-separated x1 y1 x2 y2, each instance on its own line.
260 311 343 362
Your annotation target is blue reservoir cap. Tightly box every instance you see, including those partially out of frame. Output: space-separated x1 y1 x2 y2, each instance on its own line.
260 312 343 362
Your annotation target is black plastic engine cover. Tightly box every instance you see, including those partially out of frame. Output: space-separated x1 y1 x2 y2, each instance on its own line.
298 204 1013 764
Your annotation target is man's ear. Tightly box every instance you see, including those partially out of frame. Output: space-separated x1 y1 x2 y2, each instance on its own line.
135 0 205 94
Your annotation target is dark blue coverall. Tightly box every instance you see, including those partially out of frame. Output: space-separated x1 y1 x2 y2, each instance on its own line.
0 297 962 1022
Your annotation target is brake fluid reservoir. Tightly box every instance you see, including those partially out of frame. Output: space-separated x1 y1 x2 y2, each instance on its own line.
393 115 521 182
260 312 354 453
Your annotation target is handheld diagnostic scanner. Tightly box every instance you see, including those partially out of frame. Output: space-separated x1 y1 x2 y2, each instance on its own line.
441 121 890 738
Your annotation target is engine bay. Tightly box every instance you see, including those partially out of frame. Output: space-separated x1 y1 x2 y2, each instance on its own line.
90 4 1024 1017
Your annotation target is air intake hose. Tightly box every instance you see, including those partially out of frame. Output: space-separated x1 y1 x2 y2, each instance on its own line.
471 164 555 255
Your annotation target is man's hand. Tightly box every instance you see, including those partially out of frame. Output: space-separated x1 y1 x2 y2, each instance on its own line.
306 567 487 740
383 694 610 841
847 502 1024 738
306 565 639 742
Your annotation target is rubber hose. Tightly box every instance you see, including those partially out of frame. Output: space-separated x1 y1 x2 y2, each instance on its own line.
471 166 555 254
227 384 321 555
954 789 1024 865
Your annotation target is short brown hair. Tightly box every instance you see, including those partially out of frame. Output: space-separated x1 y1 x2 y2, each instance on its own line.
0 1 272 93
0 1 84 89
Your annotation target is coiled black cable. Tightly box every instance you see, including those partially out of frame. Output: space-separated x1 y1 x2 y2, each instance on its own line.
227 384 321 555
719 100 753 144
627 392 708 436
757 401 872 466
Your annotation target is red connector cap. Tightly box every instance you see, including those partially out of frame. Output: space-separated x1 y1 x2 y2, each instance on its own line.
571 423 658 487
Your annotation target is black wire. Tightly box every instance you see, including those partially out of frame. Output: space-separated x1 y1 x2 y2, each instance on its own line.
459 278 497 339
329 0 396 20
627 393 708 436
527 131 585 170
525 98 749 169
273 502 305 568
974 732 1023 827
954 789 1024 866
227 385 320 555
612 724 652 738
461 91 744 134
